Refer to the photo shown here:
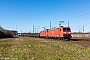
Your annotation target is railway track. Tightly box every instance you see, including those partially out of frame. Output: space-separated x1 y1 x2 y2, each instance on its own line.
70 37 90 41
32 36 90 48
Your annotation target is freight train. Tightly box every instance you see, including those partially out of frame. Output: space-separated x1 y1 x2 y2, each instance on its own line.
25 26 72 40
40 26 72 40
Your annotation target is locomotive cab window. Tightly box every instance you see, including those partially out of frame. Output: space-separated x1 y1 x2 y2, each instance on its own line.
63 28 66 31
67 28 70 31
63 28 70 31
60 29 61 31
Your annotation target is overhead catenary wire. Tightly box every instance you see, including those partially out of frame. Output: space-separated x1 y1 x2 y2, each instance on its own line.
61 7 90 27
62 7 90 20
67 12 90 20
64 11 90 32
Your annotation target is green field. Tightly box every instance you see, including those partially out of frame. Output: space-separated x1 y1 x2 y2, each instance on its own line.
0 37 90 60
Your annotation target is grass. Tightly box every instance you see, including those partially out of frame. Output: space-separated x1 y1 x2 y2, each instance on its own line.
0 37 90 60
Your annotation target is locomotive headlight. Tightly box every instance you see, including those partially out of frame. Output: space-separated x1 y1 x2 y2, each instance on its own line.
68 32 71 34
64 32 66 34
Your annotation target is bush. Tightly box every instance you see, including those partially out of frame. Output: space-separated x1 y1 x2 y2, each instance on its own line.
0 30 14 38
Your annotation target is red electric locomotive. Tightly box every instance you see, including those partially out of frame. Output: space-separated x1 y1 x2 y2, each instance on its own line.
40 26 72 40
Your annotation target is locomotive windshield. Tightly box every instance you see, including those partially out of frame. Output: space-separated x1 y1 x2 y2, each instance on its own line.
63 28 70 31
67 28 70 31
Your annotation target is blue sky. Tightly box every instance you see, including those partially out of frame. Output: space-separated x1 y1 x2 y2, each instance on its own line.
0 0 90 33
